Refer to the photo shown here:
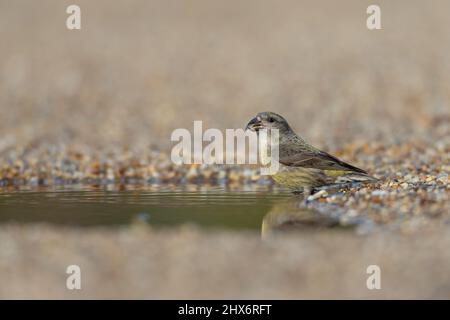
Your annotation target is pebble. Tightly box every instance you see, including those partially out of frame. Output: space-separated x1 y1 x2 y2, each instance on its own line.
307 190 328 201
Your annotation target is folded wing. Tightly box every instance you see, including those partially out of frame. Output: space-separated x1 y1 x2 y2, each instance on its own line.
279 149 367 174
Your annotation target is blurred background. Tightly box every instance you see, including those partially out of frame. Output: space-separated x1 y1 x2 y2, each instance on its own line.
1 0 449 153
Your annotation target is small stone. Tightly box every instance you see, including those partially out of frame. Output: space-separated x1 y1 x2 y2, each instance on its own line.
307 190 328 201
371 190 388 197
437 173 448 184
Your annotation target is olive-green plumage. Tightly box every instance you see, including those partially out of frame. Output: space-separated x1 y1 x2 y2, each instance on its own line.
246 111 377 192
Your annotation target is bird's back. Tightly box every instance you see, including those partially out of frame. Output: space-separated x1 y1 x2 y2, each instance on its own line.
272 136 377 190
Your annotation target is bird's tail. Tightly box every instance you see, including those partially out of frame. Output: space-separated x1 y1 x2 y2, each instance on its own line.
334 172 379 184
311 173 379 193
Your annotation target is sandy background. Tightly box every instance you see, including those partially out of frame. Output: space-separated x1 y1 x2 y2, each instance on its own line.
1 0 449 151
0 0 449 299
1 224 450 299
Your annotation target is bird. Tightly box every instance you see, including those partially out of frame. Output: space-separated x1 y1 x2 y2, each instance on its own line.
245 111 378 193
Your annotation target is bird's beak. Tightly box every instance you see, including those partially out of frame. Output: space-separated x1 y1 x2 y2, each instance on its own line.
245 116 263 132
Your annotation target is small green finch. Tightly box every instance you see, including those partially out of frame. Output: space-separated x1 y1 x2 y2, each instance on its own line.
246 112 377 192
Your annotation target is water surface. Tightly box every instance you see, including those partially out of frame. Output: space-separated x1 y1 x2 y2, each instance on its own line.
0 185 296 230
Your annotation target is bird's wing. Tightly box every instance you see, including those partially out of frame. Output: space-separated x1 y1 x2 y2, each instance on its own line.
279 148 367 174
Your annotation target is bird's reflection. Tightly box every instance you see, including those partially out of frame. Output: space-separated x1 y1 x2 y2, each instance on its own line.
261 197 352 239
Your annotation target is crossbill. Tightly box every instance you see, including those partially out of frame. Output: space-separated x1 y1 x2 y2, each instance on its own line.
246 111 377 193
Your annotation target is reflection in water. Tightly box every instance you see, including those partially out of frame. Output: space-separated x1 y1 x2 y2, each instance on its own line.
261 198 361 238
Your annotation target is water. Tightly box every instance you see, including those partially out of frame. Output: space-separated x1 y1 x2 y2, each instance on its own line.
0 185 300 230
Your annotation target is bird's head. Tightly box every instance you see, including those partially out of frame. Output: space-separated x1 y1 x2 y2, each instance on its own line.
245 112 293 134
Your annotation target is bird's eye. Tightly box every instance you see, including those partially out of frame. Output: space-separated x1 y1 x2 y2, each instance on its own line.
268 117 274 123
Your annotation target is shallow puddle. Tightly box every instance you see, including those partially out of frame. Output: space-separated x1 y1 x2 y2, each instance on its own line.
0 184 371 236
0 185 287 229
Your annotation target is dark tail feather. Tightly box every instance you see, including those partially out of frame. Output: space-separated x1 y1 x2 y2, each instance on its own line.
335 172 379 183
